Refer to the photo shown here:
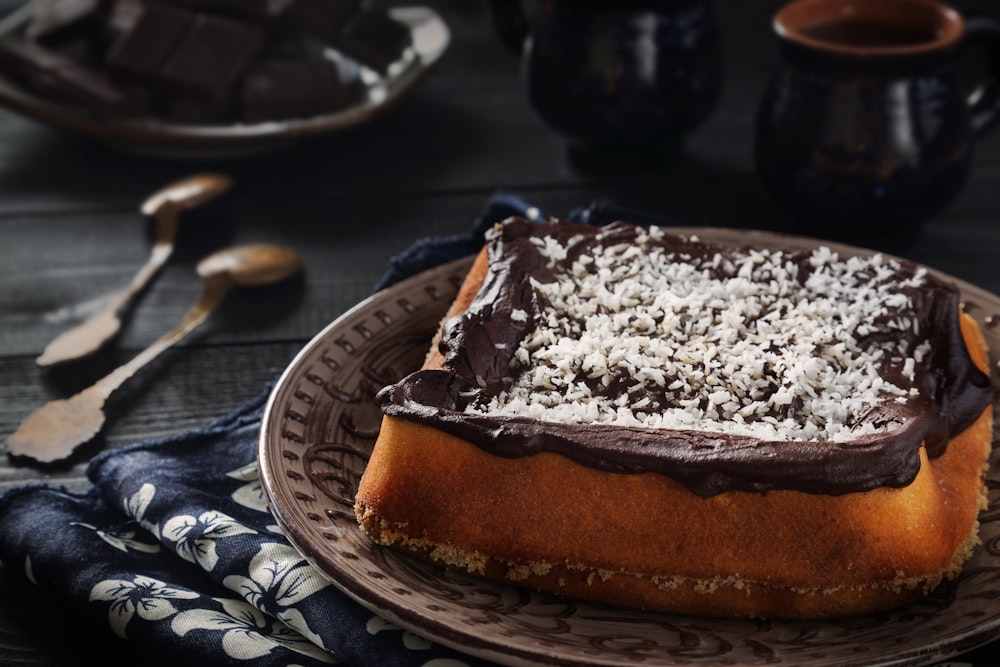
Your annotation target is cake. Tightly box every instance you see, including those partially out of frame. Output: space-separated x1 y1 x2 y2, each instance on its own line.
354 217 993 619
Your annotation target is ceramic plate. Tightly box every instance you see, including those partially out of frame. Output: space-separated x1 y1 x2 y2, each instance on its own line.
259 228 1000 667
0 1 449 158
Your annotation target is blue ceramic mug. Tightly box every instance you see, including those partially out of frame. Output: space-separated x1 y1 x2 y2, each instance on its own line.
755 0 1000 235
489 0 723 169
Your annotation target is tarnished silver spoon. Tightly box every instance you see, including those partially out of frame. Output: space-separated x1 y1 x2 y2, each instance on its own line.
7 244 302 463
36 173 234 367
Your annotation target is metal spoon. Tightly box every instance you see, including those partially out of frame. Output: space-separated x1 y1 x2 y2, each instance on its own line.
36 173 234 367
6 244 302 463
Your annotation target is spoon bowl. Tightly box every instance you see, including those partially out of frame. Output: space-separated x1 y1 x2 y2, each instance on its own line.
140 173 234 216
7 243 302 463
197 243 303 287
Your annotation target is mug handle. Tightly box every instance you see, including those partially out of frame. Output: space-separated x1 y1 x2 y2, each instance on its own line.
488 0 530 54
964 15 1000 135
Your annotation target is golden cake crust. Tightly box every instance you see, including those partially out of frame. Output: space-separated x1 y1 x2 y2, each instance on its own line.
355 242 993 619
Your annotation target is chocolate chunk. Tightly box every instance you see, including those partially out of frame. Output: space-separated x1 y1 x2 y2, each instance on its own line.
0 38 145 119
105 1 194 80
334 7 410 73
285 0 360 45
167 92 238 122
242 57 350 122
160 13 266 101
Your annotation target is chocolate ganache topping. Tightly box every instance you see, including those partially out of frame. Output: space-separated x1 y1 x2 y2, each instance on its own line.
378 218 992 497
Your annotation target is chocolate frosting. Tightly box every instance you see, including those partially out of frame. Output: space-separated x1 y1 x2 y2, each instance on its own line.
379 218 992 497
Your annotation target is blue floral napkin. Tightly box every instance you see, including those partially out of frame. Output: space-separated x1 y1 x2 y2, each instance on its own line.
1 192 997 666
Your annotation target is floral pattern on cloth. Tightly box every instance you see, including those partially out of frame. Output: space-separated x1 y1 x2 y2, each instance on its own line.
0 390 502 666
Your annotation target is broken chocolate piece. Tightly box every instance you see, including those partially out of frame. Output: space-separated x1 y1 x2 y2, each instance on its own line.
285 0 360 45
0 38 145 119
168 92 238 122
160 12 266 101
105 1 193 80
334 7 410 73
242 57 346 122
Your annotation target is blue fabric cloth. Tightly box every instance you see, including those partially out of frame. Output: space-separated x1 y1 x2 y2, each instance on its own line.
1 192 997 666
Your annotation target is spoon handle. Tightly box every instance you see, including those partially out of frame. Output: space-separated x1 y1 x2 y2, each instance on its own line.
37 218 178 367
6 275 232 463
95 274 231 397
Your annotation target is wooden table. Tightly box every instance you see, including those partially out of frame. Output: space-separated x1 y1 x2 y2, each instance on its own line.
1 0 998 663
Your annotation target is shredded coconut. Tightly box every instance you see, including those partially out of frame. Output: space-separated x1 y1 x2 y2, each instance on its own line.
466 227 931 442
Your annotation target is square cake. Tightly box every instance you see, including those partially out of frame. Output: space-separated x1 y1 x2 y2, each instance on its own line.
355 217 993 618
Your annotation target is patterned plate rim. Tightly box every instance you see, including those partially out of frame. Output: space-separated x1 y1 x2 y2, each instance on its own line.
259 228 1000 667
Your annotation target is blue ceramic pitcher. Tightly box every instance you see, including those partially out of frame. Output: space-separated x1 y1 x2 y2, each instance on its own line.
755 0 1000 234
490 0 723 169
